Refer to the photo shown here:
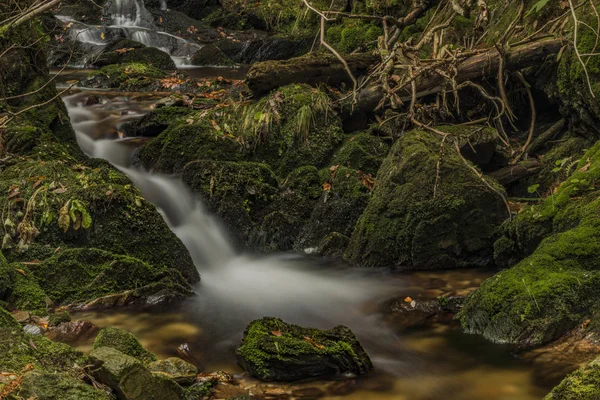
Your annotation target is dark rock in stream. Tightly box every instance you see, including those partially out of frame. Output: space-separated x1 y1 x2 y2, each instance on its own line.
236 317 372 381
92 39 176 70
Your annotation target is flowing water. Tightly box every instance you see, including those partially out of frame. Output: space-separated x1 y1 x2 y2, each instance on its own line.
57 0 203 68
59 85 574 399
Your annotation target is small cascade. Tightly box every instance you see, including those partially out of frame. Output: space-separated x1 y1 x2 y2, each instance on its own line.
58 0 202 68
159 0 168 11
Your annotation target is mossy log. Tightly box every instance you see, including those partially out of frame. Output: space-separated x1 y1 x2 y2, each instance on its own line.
246 52 380 95
247 38 563 100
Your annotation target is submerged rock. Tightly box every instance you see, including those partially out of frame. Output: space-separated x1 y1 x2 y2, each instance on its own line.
93 327 156 364
148 357 198 385
346 127 507 270
236 317 372 381
46 320 99 344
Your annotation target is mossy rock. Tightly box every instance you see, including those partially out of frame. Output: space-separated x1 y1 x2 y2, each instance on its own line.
0 262 47 313
495 140 600 268
181 160 279 246
89 346 183 400
148 357 198 385
32 248 191 306
0 328 87 373
460 222 600 348
0 155 199 284
332 132 390 175
248 166 322 251
136 120 244 172
246 84 344 176
346 128 507 269
462 140 600 348
8 371 111 400
0 307 20 330
236 317 372 381
296 166 371 252
93 327 156 364
92 39 176 70
81 63 167 90
191 43 235 67
545 357 600 399
124 106 193 138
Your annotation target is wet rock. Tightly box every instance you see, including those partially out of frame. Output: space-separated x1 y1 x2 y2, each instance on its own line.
215 35 313 64
124 106 192 138
90 347 183 400
13 371 111 400
84 95 102 106
346 128 507 270
148 357 198 385
236 317 372 381
191 43 235 66
46 320 99 343
11 310 30 324
93 327 156 363
384 297 464 329
92 39 176 70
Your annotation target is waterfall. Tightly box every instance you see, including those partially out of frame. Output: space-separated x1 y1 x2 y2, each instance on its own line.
159 0 168 11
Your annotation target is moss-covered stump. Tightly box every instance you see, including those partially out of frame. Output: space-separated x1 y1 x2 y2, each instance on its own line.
8 371 111 400
236 317 372 381
92 39 176 70
89 347 183 400
346 128 507 269
93 327 156 364
545 357 600 399
460 140 600 348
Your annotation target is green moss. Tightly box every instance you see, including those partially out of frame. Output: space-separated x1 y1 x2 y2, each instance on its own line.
495 140 600 266
346 128 507 269
10 371 111 400
0 329 87 373
236 317 372 381
93 327 156 364
32 248 189 306
0 263 47 313
87 63 167 91
48 311 71 327
327 19 382 53
0 306 20 330
332 133 390 175
546 357 600 399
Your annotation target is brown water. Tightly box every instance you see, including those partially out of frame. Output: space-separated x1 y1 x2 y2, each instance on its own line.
59 76 575 400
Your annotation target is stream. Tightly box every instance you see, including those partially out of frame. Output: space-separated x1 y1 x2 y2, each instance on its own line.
52 74 576 399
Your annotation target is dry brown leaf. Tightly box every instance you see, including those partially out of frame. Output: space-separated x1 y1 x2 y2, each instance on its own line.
322 182 332 191
271 330 282 337
303 336 325 349
404 296 413 303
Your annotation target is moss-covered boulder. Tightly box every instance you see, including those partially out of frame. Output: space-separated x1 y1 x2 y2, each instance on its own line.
236 317 372 381
182 160 279 246
191 43 235 67
545 357 600 399
90 347 183 400
346 128 507 269
246 84 344 176
0 307 21 330
93 327 156 363
92 39 176 69
460 140 600 348
0 262 48 313
8 371 111 400
332 132 390 175
495 140 600 268
80 63 167 90
0 328 87 373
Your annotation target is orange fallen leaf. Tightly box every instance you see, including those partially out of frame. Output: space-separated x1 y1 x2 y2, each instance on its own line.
15 269 27 276
322 182 332 191
303 336 325 349
271 330 282 337
404 297 413 303
579 162 592 172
